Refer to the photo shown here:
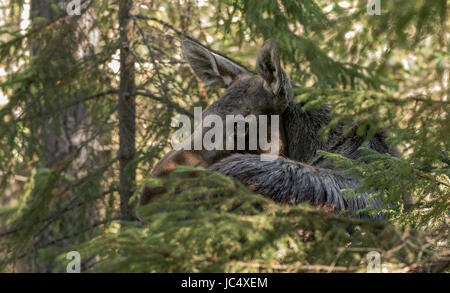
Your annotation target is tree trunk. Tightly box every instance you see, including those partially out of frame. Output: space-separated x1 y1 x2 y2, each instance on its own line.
30 0 99 272
118 0 136 221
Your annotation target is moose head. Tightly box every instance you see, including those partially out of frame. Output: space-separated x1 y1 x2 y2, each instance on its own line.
140 39 293 206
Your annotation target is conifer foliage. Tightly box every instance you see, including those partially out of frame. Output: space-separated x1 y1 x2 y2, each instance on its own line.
0 0 448 272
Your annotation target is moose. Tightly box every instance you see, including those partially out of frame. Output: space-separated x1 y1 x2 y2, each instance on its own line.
140 39 400 219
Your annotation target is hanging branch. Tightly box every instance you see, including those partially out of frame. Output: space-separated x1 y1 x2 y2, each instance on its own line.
132 13 256 74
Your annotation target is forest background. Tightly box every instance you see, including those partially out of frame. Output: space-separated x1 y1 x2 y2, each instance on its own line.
0 0 448 272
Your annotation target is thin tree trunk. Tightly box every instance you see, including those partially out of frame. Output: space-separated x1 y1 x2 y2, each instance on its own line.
118 0 136 221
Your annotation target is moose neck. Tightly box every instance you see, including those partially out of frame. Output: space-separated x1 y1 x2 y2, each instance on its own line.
282 101 398 166
282 101 337 163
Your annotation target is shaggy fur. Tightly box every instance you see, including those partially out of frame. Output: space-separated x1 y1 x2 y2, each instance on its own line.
209 154 381 219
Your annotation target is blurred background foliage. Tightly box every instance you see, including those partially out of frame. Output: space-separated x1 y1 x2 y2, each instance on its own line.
0 0 448 272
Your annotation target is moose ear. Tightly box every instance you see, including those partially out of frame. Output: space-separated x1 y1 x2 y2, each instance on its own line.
182 40 246 88
256 39 284 96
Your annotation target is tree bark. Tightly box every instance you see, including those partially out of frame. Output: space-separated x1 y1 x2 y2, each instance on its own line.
118 0 136 220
